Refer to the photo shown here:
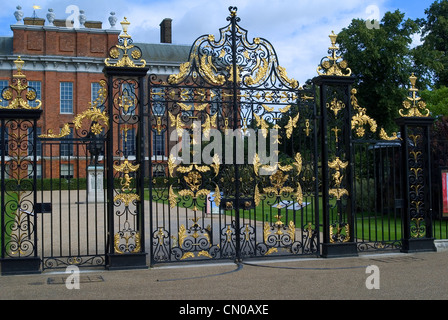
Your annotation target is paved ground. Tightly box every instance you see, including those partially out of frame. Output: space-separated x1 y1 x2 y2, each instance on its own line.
1 250 447 303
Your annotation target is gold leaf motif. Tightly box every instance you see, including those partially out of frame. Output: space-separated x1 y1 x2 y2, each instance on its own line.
253 153 261 176
214 185 221 207
168 154 176 177
296 183 303 205
254 184 261 207
199 55 226 86
39 123 71 138
329 188 349 200
294 153 303 175
254 113 269 138
246 58 269 86
169 185 177 208
113 193 140 207
279 105 291 113
169 61 191 84
379 128 400 141
277 65 298 88
178 224 187 247
285 112 300 139
211 154 220 177
197 250 212 258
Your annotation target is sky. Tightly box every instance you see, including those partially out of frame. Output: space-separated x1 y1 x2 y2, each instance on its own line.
0 0 436 83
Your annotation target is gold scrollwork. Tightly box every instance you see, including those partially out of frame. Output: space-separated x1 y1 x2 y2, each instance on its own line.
39 123 71 138
379 128 400 141
329 223 350 243
350 88 377 137
277 65 299 89
245 57 269 86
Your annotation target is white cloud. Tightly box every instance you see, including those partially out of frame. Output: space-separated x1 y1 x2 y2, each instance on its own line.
0 0 408 82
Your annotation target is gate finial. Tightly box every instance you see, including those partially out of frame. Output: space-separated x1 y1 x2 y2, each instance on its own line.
0 56 41 109
317 31 352 77
398 73 430 117
104 17 146 68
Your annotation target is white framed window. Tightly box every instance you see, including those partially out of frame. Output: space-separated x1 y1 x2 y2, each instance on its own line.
60 129 74 157
60 163 74 179
122 127 136 157
121 83 136 115
152 130 165 156
28 163 42 179
0 80 9 107
28 127 42 157
28 81 42 108
60 82 73 114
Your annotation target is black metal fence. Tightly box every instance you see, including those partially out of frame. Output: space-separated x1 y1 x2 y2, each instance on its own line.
353 139 403 251
0 8 445 274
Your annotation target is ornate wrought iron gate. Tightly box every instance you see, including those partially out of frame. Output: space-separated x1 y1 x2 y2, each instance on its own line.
146 7 320 264
1 8 440 274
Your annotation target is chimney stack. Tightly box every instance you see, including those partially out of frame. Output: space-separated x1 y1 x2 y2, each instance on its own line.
160 18 172 44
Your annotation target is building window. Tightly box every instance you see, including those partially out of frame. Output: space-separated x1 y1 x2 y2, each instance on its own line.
0 80 9 107
28 163 42 179
60 164 73 179
28 81 42 108
60 129 74 157
122 127 136 157
28 127 42 157
91 82 105 110
60 82 73 114
153 130 165 156
151 88 165 116
121 83 136 115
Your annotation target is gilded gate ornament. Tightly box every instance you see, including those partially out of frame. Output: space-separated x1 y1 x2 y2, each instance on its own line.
399 74 430 118
0 57 42 110
350 88 377 137
317 31 352 77
104 18 146 68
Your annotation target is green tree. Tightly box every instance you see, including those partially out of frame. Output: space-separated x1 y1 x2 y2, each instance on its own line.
413 0 448 88
421 86 448 118
336 10 421 131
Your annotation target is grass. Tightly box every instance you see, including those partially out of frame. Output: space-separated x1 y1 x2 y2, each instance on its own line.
145 188 448 242
0 192 18 254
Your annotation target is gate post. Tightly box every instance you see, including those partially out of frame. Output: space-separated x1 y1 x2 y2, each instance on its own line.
396 74 436 252
313 32 358 258
0 57 42 275
103 18 149 269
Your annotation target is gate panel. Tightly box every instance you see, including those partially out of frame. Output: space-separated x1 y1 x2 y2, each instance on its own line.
147 7 319 265
37 138 107 269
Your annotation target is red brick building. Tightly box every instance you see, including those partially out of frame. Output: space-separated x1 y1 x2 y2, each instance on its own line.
0 9 189 179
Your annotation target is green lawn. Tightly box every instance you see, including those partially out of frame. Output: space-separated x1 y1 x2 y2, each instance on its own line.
145 188 448 241
0 192 18 254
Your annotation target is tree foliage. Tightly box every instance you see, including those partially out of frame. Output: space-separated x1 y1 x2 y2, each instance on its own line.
336 10 420 131
414 0 448 88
